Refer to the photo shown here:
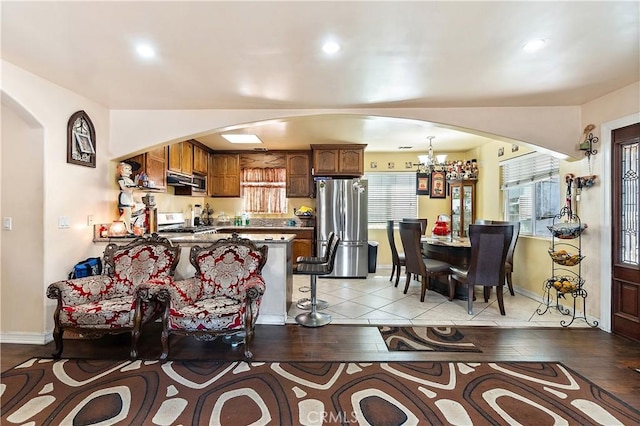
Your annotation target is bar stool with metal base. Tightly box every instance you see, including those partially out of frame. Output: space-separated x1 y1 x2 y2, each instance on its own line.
294 232 338 311
295 234 340 327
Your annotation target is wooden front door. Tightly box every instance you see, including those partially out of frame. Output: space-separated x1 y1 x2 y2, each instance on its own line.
612 123 640 342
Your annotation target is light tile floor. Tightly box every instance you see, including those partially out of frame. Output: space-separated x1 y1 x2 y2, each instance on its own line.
287 267 592 328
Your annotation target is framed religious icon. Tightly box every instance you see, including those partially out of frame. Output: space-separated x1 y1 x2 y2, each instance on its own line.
416 173 429 195
430 170 446 199
67 110 96 167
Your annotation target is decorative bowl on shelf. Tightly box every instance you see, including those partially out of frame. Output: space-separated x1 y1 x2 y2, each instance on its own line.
547 222 587 239
548 249 584 266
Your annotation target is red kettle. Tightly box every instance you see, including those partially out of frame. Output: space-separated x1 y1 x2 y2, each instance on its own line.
432 214 451 237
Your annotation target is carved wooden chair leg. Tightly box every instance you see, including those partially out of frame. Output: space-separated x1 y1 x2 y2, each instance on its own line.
244 329 254 360
389 264 396 282
52 324 63 359
130 300 144 360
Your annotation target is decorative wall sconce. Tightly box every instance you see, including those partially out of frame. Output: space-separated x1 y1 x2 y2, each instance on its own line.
579 124 599 159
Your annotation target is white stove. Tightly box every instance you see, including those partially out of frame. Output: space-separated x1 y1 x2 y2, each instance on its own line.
157 212 218 234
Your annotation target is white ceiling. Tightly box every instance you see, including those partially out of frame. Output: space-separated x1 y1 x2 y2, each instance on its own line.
2 1 638 153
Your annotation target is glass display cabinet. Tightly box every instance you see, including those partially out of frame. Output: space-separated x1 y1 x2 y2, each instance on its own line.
450 180 476 238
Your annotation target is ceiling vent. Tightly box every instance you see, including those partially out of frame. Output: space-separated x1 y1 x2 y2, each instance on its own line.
253 147 269 151
398 146 413 150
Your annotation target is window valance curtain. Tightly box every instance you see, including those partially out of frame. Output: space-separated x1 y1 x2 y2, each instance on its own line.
242 168 287 214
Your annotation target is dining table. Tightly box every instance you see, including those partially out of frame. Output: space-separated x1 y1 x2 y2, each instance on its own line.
421 236 472 300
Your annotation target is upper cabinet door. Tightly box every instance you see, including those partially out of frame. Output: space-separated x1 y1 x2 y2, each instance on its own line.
209 154 240 197
286 152 311 198
167 143 182 173
193 144 208 175
311 144 366 177
181 141 193 175
339 148 364 175
168 141 195 175
313 149 339 175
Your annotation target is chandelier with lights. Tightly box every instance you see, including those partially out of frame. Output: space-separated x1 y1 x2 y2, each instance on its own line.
417 136 447 173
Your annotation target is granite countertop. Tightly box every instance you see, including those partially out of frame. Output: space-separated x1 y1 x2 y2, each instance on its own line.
167 233 295 244
216 225 314 232
94 233 295 244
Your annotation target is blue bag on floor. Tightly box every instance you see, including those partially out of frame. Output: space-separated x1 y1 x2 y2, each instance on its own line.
69 257 102 279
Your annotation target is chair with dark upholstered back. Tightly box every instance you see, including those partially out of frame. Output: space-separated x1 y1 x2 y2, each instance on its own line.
294 234 341 327
294 231 338 310
386 220 406 287
475 220 520 295
448 224 513 315
47 233 181 359
399 221 451 302
402 218 428 235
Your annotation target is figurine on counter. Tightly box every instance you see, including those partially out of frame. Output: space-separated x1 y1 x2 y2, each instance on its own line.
117 161 145 234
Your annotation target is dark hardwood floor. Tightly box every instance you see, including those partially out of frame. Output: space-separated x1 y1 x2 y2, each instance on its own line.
2 324 639 410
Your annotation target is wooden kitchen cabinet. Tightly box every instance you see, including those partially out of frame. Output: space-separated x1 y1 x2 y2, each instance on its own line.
292 229 314 264
311 144 366 176
193 144 208 175
286 152 311 198
209 153 240 197
168 140 194 175
123 146 167 191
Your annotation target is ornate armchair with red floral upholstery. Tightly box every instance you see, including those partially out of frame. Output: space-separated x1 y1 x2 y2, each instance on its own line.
145 233 268 361
46 234 180 359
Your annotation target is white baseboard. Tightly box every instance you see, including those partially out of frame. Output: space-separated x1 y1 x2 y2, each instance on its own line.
256 314 286 325
0 332 52 345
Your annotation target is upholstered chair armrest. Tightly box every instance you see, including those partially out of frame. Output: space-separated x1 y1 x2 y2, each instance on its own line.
153 277 203 310
46 275 116 306
136 277 175 302
241 275 266 301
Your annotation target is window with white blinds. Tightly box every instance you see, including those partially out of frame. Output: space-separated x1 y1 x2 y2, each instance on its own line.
364 172 417 223
500 152 559 189
500 152 560 236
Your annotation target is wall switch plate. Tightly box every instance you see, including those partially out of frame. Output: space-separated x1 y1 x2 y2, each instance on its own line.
87 215 94 226
2 217 12 230
58 216 70 229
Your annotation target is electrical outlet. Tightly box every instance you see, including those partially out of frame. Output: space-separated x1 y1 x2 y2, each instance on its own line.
2 217 12 230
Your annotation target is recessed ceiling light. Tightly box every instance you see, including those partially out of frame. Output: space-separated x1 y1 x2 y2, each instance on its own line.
322 41 340 54
523 39 546 53
136 44 156 58
221 134 263 144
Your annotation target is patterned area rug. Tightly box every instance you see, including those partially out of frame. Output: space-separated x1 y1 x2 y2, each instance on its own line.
379 326 482 352
2 359 638 425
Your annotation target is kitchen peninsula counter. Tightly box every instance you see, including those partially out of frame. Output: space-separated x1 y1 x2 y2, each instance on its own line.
93 232 294 325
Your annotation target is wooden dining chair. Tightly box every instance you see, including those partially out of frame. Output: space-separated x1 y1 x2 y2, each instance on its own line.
399 221 451 302
476 220 520 295
386 220 406 287
448 224 513 315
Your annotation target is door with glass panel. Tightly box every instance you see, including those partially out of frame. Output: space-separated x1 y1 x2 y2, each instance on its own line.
612 123 640 342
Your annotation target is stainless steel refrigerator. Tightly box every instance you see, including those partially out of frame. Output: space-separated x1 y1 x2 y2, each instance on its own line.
316 178 368 278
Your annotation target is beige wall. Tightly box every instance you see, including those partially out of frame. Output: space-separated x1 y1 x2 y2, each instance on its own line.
1 99 45 337
1 58 638 341
1 61 112 342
